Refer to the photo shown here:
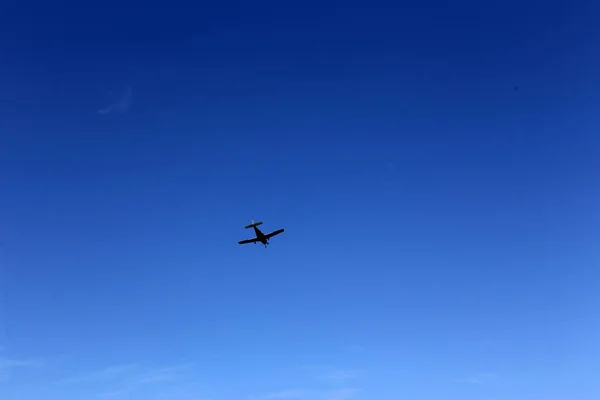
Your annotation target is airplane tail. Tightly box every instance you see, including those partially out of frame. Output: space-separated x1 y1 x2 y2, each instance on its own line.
245 219 263 229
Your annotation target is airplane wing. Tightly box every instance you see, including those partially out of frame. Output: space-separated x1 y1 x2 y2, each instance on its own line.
238 238 260 245
264 228 285 239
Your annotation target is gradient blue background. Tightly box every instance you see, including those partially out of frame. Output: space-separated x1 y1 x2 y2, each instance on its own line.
1 0 599 399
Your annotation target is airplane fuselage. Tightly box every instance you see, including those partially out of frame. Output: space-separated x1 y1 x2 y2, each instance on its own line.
238 220 284 248
253 226 269 245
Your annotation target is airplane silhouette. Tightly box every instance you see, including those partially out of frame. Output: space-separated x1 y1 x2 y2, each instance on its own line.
238 220 285 248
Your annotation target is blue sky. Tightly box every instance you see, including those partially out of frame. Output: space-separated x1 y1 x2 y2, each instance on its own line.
1 0 600 399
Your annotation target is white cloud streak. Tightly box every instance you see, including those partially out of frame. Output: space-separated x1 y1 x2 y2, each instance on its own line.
0 357 44 383
58 363 139 385
59 361 195 398
98 85 132 115
0 358 44 368
256 387 360 400
255 364 364 400
321 388 360 400
258 389 308 399
459 372 499 385
326 369 362 385
301 366 363 386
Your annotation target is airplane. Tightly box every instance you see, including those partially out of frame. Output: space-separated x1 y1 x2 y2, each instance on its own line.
238 219 285 248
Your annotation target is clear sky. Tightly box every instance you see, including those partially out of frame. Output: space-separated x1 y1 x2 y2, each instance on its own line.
1 0 599 399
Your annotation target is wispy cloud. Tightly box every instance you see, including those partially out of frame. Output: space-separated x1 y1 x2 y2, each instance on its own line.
256 387 360 400
258 389 308 399
343 345 365 353
321 388 360 400
256 364 364 400
0 358 44 368
58 363 139 385
97 389 127 398
133 363 194 385
98 85 132 115
60 361 195 398
0 357 44 382
326 369 362 385
302 366 363 386
459 372 499 385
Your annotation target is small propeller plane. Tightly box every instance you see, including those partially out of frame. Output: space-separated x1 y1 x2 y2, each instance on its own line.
238 219 285 248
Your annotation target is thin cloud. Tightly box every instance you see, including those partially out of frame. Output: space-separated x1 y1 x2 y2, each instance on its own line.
301 366 363 386
0 358 44 368
147 382 208 400
258 389 308 399
134 363 194 384
97 85 132 115
326 369 362 384
97 390 126 398
65 362 196 398
256 364 364 400
459 372 499 385
321 388 360 400
343 345 365 353
0 357 44 382
58 363 139 385
257 387 360 400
